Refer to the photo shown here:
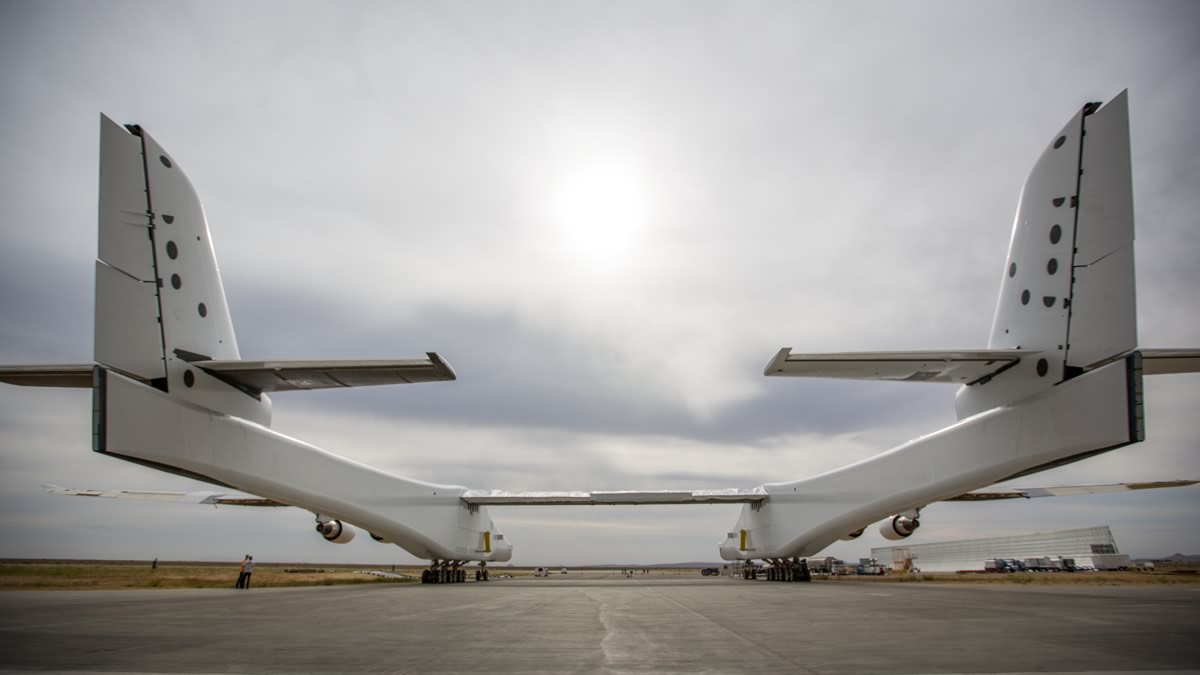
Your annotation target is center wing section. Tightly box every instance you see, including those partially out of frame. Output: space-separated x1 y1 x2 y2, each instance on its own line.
461 488 767 506
764 348 1037 384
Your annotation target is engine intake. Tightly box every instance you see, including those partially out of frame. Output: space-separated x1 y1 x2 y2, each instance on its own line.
317 520 355 544
879 515 920 541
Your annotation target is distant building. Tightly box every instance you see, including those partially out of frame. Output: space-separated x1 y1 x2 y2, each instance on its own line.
872 525 1121 572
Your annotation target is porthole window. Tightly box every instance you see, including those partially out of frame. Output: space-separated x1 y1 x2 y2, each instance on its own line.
1050 224 1062 244
1008 262 1017 278
183 370 195 387
166 241 178 260
160 155 172 168
1043 296 1056 308
163 214 175 224
171 274 182 290
1052 197 1065 208
1021 289 1030 305
1047 258 1058 275
1036 358 1049 377
1053 135 1066 149
198 303 208 318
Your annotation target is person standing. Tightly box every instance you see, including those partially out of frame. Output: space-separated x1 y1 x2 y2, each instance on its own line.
243 556 254 588
235 555 250 589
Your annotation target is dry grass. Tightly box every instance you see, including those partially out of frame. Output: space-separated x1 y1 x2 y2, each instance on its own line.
0 561 422 591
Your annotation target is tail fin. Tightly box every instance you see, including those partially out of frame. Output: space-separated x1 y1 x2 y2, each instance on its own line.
957 91 1136 417
96 115 270 425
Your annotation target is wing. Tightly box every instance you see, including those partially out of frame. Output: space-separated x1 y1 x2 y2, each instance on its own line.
946 479 1199 501
460 488 768 506
42 484 288 507
180 352 456 393
763 348 1036 384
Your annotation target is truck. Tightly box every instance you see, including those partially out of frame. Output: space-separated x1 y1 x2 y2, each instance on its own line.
1091 554 1131 571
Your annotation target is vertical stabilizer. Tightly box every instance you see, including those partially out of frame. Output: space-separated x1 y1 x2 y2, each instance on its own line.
957 92 1136 418
94 116 270 425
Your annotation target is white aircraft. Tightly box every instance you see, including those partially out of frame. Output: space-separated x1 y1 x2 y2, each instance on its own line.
2 91 1196 583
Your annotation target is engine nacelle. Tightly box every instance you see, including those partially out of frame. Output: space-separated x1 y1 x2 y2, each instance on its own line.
879 515 920 541
317 520 355 544
840 528 865 541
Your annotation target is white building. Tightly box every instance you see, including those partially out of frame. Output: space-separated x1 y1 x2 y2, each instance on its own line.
871 525 1120 572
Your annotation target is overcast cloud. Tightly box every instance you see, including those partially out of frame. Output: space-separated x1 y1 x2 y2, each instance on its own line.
1 1 1197 566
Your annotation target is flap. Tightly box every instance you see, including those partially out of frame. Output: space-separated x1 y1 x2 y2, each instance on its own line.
192 352 457 393
764 349 1037 384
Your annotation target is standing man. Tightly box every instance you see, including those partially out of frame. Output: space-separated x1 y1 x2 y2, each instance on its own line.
235 555 250 589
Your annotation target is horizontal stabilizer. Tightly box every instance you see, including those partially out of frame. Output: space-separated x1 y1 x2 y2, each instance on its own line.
1141 349 1200 375
461 488 768 506
190 352 457 393
0 364 93 388
42 484 287 507
947 479 1198 501
764 349 1037 384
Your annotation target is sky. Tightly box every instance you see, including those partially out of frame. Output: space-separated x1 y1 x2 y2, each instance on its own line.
0 1 1197 567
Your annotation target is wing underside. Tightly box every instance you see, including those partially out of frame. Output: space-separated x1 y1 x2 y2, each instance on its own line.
947 479 1199 501
42 484 287 506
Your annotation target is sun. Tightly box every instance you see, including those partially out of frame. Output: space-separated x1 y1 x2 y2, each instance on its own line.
545 159 651 269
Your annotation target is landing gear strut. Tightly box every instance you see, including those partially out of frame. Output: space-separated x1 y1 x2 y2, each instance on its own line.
420 560 488 584
745 558 810 582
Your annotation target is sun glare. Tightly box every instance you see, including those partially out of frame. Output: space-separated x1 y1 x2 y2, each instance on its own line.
546 160 651 269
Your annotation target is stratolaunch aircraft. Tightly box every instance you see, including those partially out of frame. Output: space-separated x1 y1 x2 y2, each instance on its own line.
2 91 1197 583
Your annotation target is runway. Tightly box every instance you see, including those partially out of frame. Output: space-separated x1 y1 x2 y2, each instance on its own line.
1 572 1198 674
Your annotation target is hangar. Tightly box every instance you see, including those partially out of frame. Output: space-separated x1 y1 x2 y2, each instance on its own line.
871 525 1124 572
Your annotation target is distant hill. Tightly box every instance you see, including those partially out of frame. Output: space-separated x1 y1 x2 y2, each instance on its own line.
1133 553 1200 563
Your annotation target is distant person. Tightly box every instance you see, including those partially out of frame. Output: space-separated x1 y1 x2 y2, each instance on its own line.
151 558 157 570
235 555 251 589
243 556 254 588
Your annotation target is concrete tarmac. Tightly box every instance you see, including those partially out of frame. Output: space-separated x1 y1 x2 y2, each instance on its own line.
1 572 1198 674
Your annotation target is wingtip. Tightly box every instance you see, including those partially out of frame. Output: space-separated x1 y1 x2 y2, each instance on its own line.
427 352 457 381
763 348 792 377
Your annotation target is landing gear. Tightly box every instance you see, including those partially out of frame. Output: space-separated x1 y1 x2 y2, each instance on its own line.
420 560 488 584
758 557 810 582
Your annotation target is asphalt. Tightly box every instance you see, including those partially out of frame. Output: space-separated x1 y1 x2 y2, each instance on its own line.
1 572 1198 674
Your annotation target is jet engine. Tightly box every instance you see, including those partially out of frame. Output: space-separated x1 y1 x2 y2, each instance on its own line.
879 515 920 541
317 520 355 544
